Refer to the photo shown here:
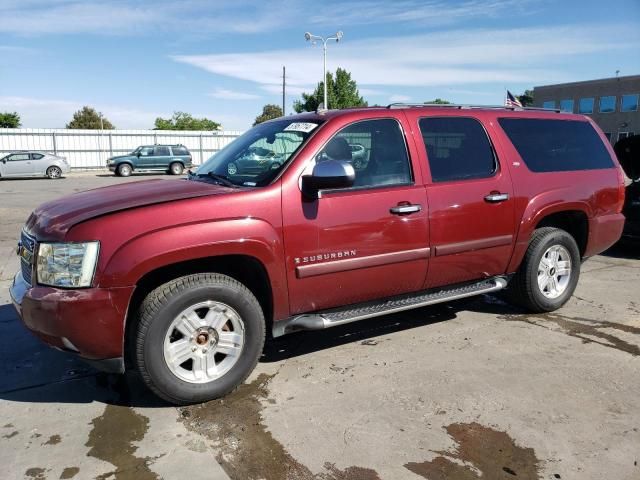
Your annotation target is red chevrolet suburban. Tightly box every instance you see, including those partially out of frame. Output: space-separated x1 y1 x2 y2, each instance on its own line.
11 105 626 404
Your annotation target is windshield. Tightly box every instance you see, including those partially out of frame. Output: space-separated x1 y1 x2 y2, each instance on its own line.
192 119 323 187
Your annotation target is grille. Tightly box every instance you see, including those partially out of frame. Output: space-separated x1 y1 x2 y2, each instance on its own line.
20 230 36 286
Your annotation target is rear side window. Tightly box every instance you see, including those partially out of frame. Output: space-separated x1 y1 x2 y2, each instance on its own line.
153 146 170 156
171 146 189 156
419 117 496 182
498 118 614 172
31 153 44 160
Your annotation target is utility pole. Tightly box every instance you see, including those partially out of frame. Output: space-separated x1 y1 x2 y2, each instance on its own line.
282 65 286 115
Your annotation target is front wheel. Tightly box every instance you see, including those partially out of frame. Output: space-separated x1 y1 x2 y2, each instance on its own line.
507 227 581 312
117 163 132 177
46 166 62 179
134 273 265 405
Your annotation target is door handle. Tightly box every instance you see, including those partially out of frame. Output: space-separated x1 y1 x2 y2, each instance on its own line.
390 204 421 215
484 192 509 203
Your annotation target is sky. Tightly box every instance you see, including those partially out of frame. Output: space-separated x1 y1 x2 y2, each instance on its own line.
1 0 639 131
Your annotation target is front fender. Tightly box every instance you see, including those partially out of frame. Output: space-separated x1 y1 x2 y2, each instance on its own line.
98 217 289 319
507 188 591 272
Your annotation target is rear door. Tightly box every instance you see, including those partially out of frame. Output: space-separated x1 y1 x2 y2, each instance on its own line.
405 112 516 289
150 146 171 169
2 153 33 176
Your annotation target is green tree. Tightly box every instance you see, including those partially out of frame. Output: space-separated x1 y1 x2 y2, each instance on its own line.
425 98 451 104
66 106 115 129
517 89 534 107
0 111 21 128
293 68 367 112
154 112 221 131
253 104 283 126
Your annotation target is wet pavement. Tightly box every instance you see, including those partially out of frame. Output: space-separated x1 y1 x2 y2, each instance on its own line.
1 173 639 479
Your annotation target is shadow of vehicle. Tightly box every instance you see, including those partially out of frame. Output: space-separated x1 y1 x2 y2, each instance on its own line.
0 295 523 406
599 241 639 260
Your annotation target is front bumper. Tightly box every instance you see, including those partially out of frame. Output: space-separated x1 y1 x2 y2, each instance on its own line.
10 271 133 373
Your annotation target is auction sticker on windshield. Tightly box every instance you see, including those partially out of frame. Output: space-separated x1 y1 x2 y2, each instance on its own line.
284 122 318 133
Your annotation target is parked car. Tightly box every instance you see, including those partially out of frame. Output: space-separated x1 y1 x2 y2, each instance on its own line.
107 144 192 177
349 143 367 169
614 135 640 242
0 151 70 179
11 105 625 404
226 146 285 175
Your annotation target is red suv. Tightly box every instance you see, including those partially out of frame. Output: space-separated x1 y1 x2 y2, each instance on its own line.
10 105 625 404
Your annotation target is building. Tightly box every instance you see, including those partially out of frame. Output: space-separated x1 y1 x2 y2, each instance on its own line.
533 75 639 144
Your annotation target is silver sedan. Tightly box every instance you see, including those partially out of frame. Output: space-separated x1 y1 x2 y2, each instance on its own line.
0 151 71 179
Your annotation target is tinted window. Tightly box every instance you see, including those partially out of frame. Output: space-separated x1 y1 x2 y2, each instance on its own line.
139 146 154 156
600 96 616 113
498 118 614 172
171 146 189 156
153 146 170 156
8 153 30 161
317 118 411 188
419 117 496 182
578 98 594 114
560 99 574 112
31 153 44 160
621 94 638 112
543 101 556 109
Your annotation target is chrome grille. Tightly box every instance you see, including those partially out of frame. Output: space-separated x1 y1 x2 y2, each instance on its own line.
19 230 36 286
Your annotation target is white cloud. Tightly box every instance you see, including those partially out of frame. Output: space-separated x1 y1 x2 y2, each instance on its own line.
209 88 260 100
173 24 640 94
0 96 166 129
389 94 411 102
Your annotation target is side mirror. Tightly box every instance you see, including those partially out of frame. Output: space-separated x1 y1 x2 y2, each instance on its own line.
301 160 355 198
136 152 141 157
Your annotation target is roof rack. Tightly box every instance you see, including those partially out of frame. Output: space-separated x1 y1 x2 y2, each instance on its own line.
386 103 562 113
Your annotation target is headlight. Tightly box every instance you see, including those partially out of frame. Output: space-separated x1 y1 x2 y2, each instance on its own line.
36 242 100 288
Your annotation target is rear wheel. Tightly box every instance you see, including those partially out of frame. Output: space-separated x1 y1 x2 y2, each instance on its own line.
46 166 62 179
117 163 132 177
507 227 580 312
134 273 265 405
169 162 184 175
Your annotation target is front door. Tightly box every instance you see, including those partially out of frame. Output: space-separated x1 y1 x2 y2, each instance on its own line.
282 117 430 314
408 113 516 289
2 153 33 176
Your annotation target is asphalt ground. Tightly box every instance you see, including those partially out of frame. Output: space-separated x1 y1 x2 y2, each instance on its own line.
1 171 639 480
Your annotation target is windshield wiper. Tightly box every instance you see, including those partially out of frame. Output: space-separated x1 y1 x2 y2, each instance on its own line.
200 172 239 188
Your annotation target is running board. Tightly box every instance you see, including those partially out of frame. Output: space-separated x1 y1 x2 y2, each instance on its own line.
272 277 508 338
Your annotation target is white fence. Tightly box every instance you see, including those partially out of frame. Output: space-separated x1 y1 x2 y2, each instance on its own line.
0 128 244 169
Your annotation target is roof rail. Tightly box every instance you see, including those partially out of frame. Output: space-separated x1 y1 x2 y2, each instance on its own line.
386 102 562 113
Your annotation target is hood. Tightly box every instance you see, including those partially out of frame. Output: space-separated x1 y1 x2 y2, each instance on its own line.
26 179 234 239
109 154 134 161
614 135 639 181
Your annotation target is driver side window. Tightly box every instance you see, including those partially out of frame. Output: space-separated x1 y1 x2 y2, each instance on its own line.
317 118 412 188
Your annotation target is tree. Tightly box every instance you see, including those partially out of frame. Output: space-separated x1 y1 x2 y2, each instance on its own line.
425 98 451 104
517 89 534 107
154 112 221 131
253 104 283 126
293 68 367 112
0 112 21 128
66 106 115 129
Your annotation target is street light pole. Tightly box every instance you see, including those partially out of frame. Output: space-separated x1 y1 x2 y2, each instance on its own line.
304 31 343 110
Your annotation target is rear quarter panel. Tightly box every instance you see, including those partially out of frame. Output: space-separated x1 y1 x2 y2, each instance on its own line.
491 112 624 271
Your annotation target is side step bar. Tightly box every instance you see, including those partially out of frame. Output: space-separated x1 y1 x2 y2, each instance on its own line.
272 276 508 338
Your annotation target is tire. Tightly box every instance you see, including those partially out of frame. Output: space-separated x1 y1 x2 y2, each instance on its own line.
507 227 581 313
46 166 62 179
134 273 265 405
117 163 132 177
169 162 184 175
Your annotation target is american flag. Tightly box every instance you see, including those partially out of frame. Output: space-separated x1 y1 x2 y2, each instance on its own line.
505 90 523 108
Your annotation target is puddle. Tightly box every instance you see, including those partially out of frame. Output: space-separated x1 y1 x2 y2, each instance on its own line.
44 434 61 445
86 404 158 480
179 373 380 480
404 422 541 480
60 467 80 479
501 313 640 356
25 467 48 479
